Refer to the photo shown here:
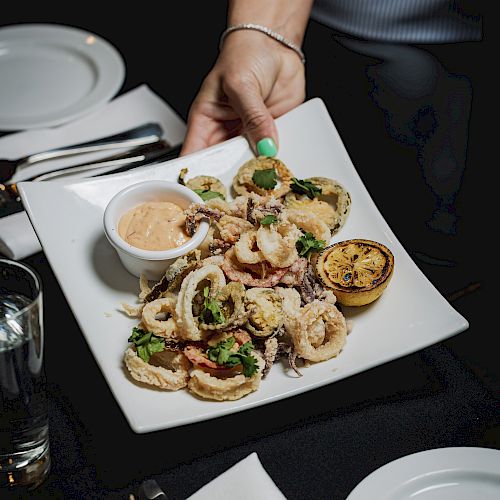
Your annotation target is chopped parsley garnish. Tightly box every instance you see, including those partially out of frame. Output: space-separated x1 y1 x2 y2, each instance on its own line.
252 168 277 190
296 231 326 258
207 337 258 377
200 286 225 324
290 177 322 199
260 214 278 225
193 189 225 201
128 327 165 363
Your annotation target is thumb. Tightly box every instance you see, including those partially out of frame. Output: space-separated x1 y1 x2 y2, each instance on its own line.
225 85 279 157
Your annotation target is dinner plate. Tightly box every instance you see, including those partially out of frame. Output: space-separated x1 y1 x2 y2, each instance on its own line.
0 24 124 130
18 98 468 433
346 447 500 499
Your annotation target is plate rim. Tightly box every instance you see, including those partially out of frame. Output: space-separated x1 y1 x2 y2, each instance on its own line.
0 23 125 130
346 446 500 499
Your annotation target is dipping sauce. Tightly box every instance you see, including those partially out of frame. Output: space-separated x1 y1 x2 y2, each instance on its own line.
118 201 190 251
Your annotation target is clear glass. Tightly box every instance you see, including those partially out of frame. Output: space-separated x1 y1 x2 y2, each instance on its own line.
0 259 50 491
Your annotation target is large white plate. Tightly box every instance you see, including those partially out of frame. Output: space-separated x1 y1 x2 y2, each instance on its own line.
346 447 500 499
18 98 468 433
0 24 124 130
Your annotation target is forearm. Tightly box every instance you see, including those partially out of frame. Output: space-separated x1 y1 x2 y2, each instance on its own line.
227 0 314 46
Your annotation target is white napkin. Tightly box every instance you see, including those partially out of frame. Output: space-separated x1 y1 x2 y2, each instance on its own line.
186 453 287 500
0 85 186 260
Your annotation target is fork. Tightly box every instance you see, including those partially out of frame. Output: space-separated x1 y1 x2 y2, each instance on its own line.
0 122 163 183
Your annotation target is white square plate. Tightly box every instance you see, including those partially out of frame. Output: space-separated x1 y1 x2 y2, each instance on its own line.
18 98 468 433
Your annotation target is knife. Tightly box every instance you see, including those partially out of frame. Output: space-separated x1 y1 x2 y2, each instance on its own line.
0 142 182 219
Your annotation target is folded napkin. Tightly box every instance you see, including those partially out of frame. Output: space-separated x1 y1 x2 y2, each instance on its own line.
186 453 287 500
0 85 186 260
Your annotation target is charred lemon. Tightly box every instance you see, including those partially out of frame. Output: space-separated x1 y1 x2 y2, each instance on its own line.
315 239 394 306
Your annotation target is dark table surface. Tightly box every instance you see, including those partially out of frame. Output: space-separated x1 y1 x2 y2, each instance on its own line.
1 4 494 499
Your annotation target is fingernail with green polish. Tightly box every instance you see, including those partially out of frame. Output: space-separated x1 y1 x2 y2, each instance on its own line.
256 137 277 157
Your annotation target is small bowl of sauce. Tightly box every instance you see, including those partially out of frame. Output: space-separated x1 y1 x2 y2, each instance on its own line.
103 180 208 280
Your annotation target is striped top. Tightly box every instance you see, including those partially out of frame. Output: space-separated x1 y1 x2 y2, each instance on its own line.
311 0 482 43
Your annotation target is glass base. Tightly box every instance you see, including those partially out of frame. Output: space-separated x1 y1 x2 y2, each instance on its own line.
0 440 50 491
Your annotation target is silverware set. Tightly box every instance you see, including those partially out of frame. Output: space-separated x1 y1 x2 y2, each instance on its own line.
0 122 181 218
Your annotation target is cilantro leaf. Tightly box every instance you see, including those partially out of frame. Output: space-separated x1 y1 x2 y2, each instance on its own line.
296 231 326 258
193 189 225 201
206 337 258 377
240 354 258 377
200 286 225 324
128 327 165 363
252 168 277 190
260 214 277 225
290 177 322 199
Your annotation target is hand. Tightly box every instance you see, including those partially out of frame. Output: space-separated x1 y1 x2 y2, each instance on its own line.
181 30 306 157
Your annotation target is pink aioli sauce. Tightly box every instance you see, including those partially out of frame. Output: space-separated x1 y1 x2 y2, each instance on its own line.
118 201 190 251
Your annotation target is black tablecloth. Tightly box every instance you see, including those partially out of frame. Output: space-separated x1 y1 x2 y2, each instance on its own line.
2 4 494 499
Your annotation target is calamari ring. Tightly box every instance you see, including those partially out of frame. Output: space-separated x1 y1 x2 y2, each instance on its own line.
186 175 228 199
232 157 293 198
256 222 302 268
234 229 265 264
123 347 190 390
187 351 265 401
244 288 283 337
140 296 178 338
283 208 331 243
175 264 226 341
289 300 347 362
200 282 248 331
216 215 254 244
221 248 289 287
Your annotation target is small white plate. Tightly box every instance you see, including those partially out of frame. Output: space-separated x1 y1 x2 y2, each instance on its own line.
18 98 468 433
0 24 124 130
346 447 500 500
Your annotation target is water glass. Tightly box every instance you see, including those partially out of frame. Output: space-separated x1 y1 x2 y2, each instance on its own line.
0 259 50 491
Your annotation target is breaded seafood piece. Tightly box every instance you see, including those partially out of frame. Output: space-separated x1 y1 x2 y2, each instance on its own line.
289 300 347 362
124 347 190 390
140 296 178 338
283 208 331 243
175 264 226 341
187 351 265 401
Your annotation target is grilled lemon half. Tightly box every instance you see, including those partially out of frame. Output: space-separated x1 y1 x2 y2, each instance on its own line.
314 239 394 306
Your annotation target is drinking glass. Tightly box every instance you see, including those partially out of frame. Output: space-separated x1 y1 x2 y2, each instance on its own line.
0 259 50 491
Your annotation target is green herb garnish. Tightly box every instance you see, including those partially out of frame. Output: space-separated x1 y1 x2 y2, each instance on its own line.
260 214 278 225
296 231 326 258
252 168 277 190
128 327 165 363
200 286 225 324
207 337 258 377
290 177 322 199
193 189 225 201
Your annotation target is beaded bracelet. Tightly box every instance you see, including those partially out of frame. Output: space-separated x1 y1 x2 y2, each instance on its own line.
219 23 306 64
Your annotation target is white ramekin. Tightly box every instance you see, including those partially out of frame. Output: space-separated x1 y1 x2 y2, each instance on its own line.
103 180 208 280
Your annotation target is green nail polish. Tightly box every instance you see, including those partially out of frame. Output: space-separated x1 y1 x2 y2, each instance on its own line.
256 137 277 157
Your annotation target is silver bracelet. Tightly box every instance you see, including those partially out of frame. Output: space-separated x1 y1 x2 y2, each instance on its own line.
219 23 306 64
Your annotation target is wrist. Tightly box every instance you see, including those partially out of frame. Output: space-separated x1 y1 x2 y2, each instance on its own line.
227 0 313 47
220 24 306 64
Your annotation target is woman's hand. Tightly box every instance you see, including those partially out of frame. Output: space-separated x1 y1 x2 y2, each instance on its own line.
181 30 306 157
